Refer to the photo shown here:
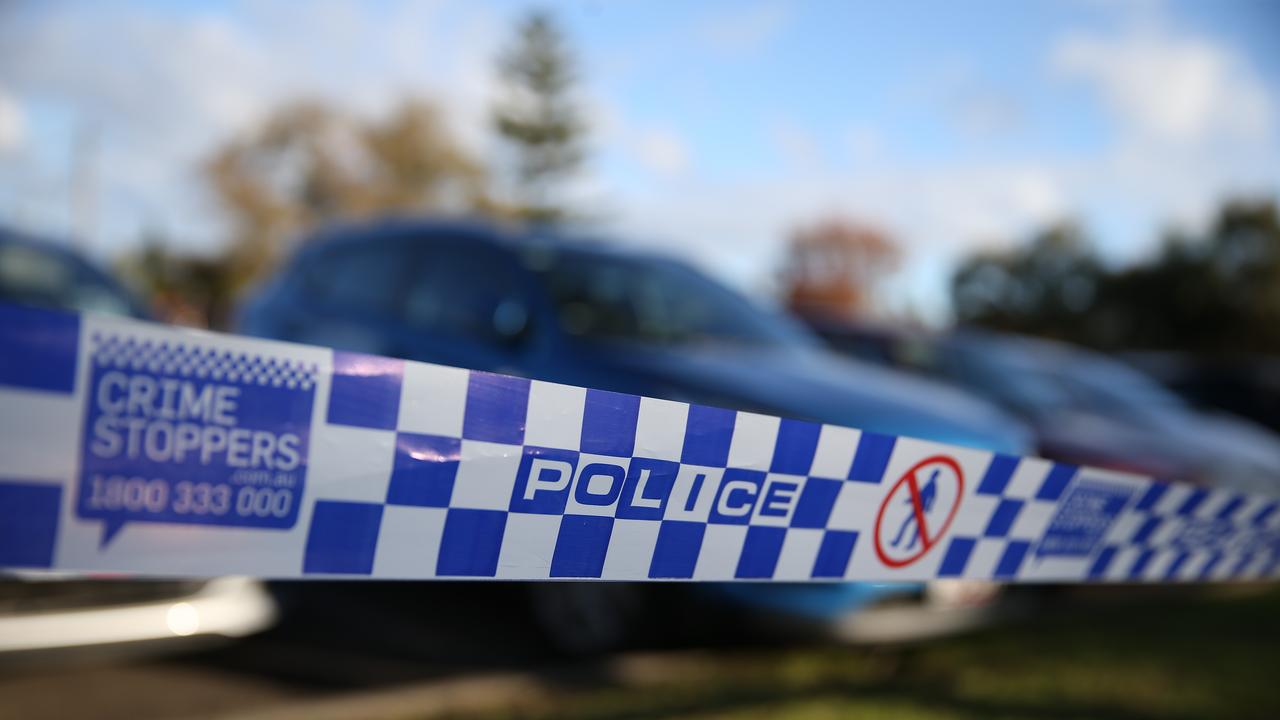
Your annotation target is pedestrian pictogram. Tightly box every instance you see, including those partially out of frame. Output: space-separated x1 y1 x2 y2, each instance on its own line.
874 455 964 568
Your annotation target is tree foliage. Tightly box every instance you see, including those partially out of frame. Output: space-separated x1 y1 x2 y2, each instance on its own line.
492 10 586 224
951 199 1280 355
205 99 488 288
780 217 901 321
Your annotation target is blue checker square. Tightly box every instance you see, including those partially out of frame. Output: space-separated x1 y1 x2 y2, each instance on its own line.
0 304 80 394
1133 482 1168 511
649 520 706 578
462 372 530 445
1177 488 1209 516
848 431 896 483
437 508 507 577
681 404 736 467
1035 463 1078 501
938 536 976 577
327 351 404 430
770 419 821 475
387 433 461 508
1088 545 1118 579
994 539 1031 579
616 457 679 520
580 389 641 457
550 515 614 578
0 481 62 568
976 454 1019 495
303 501 383 575
983 498 1024 538
811 530 858 578
735 526 786 579
1128 548 1156 579
509 446 579 515
791 477 841 529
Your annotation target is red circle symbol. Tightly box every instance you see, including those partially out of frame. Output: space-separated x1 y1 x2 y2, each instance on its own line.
873 455 965 568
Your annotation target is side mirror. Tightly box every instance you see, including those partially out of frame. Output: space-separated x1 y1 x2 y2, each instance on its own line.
492 299 532 348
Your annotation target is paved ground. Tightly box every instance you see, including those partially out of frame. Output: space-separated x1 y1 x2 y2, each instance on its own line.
2 584 1277 719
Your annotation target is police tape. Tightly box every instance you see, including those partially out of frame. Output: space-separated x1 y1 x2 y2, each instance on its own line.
0 301 1277 583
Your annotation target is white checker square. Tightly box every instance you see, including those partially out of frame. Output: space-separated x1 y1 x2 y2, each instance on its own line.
810 425 860 479
750 474 804 527
373 505 446 578
726 411 780 470
950 494 999 536
565 454 631 516
664 465 724 522
1195 491 1233 520
1235 496 1272 524
1105 547 1143 581
965 538 1007 579
773 528 823 580
1152 483 1194 516
1002 458 1051 500
397 362 468 437
0 388 80 480
523 380 586 451
694 524 748 580
1143 551 1177 581
633 397 689 461
601 519 662 579
496 512 561 578
307 424 395 503
1105 512 1145 544
450 440 521 510
1010 500 1058 540
1149 516 1186 546
825 480 881 531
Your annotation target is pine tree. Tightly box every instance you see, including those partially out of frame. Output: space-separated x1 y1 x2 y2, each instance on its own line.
492 10 585 224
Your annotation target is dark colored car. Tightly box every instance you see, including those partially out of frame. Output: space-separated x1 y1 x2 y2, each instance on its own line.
240 219 1032 652
812 320 1280 495
0 229 147 318
1125 351 1280 434
0 228 277 657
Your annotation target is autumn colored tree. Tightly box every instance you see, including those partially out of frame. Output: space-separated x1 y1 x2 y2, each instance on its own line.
780 217 901 321
205 99 489 290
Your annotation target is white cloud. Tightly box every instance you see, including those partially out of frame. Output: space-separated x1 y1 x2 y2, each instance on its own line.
0 88 22 152
636 129 689 176
0 0 501 254
697 1 791 57
771 121 819 169
1054 27 1272 148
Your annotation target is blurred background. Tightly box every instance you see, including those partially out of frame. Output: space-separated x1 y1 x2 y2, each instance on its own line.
2 1 1280 718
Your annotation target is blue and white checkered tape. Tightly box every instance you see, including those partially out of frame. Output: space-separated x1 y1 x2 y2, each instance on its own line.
1 301 1278 582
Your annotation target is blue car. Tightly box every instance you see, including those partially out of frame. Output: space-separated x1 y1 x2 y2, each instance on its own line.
240 219 1032 652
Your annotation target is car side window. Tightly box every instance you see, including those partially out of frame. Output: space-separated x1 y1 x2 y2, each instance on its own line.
402 241 529 346
302 242 404 314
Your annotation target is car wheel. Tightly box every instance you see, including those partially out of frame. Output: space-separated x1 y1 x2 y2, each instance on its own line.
528 582 646 655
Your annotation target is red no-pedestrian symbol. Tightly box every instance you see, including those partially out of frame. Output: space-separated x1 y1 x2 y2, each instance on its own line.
874 455 965 568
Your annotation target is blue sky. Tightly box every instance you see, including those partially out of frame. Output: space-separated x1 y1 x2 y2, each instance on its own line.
1 0 1278 319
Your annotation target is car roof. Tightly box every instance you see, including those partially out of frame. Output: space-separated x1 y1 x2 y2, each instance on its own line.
295 216 680 268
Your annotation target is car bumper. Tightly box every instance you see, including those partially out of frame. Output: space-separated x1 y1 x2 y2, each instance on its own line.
0 576 276 654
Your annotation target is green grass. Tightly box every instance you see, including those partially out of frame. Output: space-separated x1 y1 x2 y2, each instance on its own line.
441 586 1280 720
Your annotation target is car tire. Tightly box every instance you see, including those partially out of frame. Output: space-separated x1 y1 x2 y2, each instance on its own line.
528 582 646 655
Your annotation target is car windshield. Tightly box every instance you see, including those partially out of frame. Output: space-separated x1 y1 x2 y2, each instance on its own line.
531 248 815 349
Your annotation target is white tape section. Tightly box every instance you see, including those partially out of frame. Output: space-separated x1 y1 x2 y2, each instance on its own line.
0 302 1277 582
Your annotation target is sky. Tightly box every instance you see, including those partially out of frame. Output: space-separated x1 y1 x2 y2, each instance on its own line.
1 0 1278 320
